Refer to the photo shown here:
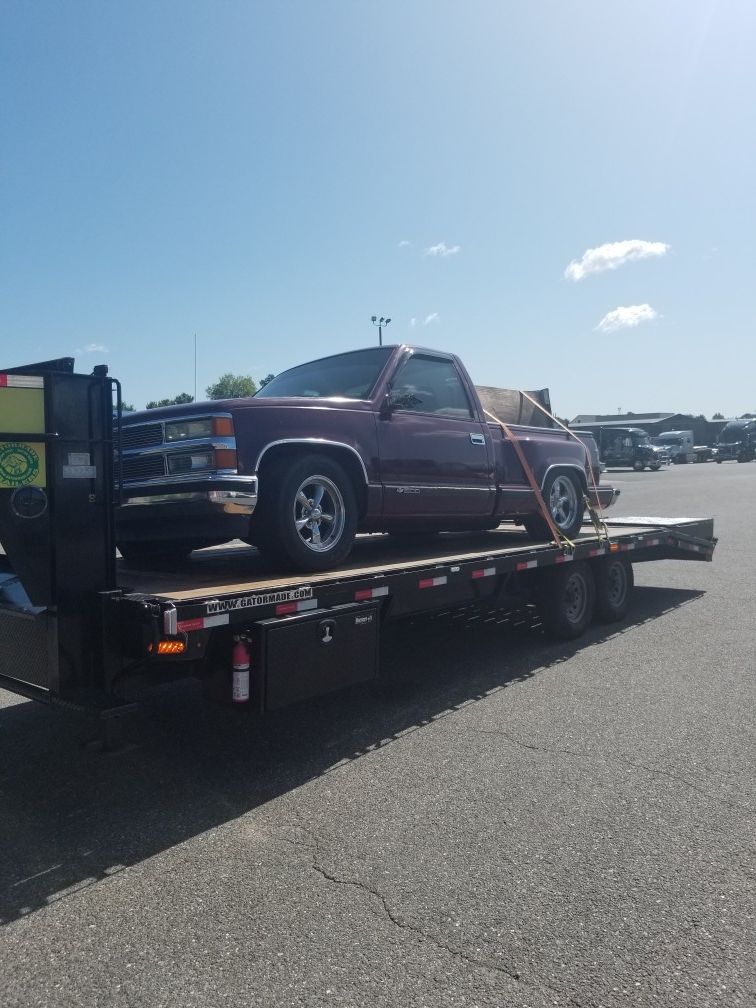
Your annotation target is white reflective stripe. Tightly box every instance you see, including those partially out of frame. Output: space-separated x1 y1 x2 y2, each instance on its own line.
204 614 230 628
1 374 44 388
297 598 318 611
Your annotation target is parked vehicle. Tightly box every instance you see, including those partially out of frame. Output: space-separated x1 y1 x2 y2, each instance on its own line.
572 431 605 475
651 430 696 463
715 419 756 463
580 426 665 471
116 346 618 570
692 445 714 463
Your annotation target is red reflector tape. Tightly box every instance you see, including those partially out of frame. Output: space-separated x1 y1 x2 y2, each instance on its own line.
555 553 574 564
619 543 635 551
588 547 606 557
471 567 496 579
275 598 318 616
419 576 447 589
354 586 389 601
516 560 538 571
177 613 230 633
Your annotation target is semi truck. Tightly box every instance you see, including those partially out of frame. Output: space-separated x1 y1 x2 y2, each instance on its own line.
0 358 717 740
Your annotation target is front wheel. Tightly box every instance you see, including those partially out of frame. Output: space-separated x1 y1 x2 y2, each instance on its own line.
650 462 661 471
256 455 357 571
522 470 584 542
632 460 644 472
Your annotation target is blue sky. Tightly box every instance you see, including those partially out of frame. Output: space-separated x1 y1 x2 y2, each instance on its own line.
2 1 754 419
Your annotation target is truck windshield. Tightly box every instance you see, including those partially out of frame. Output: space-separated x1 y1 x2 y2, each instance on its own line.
255 347 393 400
633 434 651 446
718 423 747 444
655 436 682 446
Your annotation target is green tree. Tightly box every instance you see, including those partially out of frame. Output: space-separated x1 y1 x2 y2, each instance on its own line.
145 392 195 409
205 373 257 399
712 412 724 420
258 373 276 388
121 401 135 412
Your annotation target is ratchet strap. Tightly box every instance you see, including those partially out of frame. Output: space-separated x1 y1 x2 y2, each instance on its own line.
482 407 575 550
518 390 611 543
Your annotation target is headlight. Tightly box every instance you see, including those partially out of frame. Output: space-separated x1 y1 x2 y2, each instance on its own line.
168 451 215 474
165 419 214 442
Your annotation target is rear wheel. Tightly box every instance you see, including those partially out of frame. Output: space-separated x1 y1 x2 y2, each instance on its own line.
632 460 644 472
593 556 634 622
650 462 661 471
522 470 584 542
535 561 595 639
256 454 357 571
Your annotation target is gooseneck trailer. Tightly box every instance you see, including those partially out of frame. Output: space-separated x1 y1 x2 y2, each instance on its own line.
0 361 716 727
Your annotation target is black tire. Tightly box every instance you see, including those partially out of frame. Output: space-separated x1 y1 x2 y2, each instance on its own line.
650 462 661 471
256 454 357 572
632 460 644 472
117 541 193 567
522 470 584 542
716 459 722 464
535 561 595 639
593 556 634 622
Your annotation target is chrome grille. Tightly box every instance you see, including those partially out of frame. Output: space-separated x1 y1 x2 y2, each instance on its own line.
120 422 164 450
121 455 166 482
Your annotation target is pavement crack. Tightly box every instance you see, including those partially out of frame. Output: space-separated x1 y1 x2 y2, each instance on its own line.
454 727 753 813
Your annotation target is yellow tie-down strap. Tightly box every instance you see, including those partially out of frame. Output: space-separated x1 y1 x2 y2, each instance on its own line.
0 377 47 489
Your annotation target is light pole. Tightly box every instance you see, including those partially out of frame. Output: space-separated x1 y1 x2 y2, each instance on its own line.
371 315 391 346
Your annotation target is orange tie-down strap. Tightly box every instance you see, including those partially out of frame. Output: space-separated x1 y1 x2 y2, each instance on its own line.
517 390 610 537
482 407 571 548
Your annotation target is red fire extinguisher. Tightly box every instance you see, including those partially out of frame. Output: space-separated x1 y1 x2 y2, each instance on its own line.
232 636 250 704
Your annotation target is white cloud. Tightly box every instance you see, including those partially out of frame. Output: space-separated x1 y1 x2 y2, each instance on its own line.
410 317 417 328
425 241 460 257
397 240 411 248
422 312 439 325
565 239 669 281
76 343 109 353
595 304 658 333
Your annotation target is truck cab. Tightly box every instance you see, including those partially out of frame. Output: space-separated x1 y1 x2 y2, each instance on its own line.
596 427 663 472
651 430 695 464
715 419 756 463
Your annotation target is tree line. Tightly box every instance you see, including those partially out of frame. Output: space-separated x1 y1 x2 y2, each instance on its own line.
122 373 276 411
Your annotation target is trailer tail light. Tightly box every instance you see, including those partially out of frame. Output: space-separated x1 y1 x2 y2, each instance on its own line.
212 417 234 437
149 639 187 655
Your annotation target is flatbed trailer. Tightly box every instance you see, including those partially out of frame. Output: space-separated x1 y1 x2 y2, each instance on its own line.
0 361 717 727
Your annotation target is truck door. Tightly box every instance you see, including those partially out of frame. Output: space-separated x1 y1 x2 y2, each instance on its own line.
377 353 495 518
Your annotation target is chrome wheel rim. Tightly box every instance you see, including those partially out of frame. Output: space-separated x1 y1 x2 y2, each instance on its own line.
564 571 589 624
607 561 627 607
293 475 345 553
549 475 579 530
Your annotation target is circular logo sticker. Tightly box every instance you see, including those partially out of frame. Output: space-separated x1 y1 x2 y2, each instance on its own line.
0 443 40 488
11 485 48 519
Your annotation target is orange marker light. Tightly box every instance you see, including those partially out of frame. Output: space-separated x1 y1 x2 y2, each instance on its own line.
148 639 187 655
212 417 235 437
213 449 237 470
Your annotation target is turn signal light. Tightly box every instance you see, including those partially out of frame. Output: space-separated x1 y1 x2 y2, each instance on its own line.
609 543 620 553
213 448 238 469
212 417 235 437
148 639 186 655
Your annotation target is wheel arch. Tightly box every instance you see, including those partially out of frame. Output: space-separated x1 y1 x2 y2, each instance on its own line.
255 440 369 516
540 463 588 494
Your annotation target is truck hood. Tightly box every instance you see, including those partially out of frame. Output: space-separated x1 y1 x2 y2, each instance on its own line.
121 396 371 424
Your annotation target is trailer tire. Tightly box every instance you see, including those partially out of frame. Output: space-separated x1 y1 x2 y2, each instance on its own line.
593 556 633 622
522 470 584 542
535 561 595 639
256 454 357 571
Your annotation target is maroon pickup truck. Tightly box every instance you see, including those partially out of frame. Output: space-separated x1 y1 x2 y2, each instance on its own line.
116 346 618 570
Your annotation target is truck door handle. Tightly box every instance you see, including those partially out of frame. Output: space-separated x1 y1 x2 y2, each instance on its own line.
470 433 486 445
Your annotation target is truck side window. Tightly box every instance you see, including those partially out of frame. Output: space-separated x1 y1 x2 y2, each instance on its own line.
390 356 473 418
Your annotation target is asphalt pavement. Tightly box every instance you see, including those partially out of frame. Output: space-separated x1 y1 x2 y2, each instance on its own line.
1 462 754 1007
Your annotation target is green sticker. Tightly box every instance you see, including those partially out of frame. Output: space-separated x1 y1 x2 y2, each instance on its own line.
0 443 40 488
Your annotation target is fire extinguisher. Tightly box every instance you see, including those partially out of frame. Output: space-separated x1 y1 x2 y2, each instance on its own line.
232 636 250 704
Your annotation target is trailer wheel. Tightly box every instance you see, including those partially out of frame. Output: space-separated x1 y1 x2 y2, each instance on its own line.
522 470 584 542
592 556 633 622
257 454 357 571
535 561 595 639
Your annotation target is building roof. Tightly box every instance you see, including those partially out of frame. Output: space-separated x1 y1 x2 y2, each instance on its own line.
570 412 678 426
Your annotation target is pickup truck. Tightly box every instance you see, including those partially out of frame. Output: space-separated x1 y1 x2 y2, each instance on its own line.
116 345 618 570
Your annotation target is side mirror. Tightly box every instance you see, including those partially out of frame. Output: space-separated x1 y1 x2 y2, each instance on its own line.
380 392 394 419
